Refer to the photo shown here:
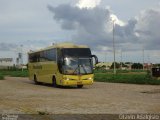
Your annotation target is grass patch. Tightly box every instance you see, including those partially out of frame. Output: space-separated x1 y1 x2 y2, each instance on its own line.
94 69 147 74
1 69 160 85
94 72 160 85
0 69 28 77
0 74 4 80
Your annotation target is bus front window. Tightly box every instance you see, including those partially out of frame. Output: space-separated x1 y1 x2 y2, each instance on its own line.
63 58 93 75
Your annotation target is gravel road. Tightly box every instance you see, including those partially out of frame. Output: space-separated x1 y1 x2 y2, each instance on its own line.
0 77 160 114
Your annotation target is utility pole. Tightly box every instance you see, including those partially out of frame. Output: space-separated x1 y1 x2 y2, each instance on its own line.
104 52 107 63
112 20 116 74
120 49 122 70
143 48 144 70
20 45 23 65
147 54 151 70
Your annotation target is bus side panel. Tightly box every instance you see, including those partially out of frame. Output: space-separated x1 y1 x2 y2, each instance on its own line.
28 63 36 81
55 72 63 85
28 63 41 81
28 62 58 84
38 61 57 84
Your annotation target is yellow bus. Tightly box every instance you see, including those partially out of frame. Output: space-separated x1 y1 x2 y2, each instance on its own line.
28 43 98 88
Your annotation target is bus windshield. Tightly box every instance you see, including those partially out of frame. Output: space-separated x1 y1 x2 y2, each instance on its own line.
63 58 93 75
61 48 91 57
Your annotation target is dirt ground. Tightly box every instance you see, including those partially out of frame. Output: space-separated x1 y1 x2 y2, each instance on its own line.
0 77 160 114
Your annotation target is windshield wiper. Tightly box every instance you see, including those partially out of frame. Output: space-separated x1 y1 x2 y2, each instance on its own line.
72 66 79 74
80 65 87 74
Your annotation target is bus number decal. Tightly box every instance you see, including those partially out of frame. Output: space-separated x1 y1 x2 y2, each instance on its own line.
33 65 42 69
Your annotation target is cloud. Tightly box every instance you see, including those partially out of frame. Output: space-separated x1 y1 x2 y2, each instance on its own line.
0 39 54 53
48 3 160 53
110 14 125 26
48 4 112 49
76 0 101 9
0 42 18 51
134 7 160 50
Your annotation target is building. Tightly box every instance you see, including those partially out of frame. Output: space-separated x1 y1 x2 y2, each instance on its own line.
0 58 13 69
143 63 152 70
96 62 112 70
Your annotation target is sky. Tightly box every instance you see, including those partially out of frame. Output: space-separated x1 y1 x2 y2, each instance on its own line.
0 0 160 64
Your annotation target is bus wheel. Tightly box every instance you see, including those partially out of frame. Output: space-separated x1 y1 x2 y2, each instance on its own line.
34 75 39 85
77 85 83 88
52 76 57 87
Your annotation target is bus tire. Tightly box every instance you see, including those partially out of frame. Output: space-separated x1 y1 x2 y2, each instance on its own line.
34 75 40 85
52 76 57 87
77 85 83 88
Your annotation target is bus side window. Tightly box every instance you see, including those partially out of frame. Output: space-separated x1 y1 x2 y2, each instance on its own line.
29 52 40 62
47 49 56 61
40 51 45 62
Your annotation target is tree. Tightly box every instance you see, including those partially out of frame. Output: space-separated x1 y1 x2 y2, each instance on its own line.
120 62 128 67
131 63 143 69
110 62 120 69
101 65 106 70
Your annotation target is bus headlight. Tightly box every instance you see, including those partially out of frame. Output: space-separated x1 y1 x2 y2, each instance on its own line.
83 77 93 80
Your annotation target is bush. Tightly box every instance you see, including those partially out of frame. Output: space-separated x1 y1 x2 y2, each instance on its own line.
0 74 4 80
94 72 160 85
9 70 28 77
0 69 28 77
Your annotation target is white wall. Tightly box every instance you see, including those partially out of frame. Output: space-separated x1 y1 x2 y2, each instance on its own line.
0 59 14 67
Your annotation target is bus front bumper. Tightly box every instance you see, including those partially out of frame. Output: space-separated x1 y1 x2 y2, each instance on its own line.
61 74 94 86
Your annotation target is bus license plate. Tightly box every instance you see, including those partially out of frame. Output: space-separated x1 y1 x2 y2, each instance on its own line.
77 81 82 85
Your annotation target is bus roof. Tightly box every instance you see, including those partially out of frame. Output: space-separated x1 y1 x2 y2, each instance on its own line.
28 43 89 54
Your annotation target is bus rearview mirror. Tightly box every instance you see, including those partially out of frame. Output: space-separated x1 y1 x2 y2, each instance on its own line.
91 55 98 64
